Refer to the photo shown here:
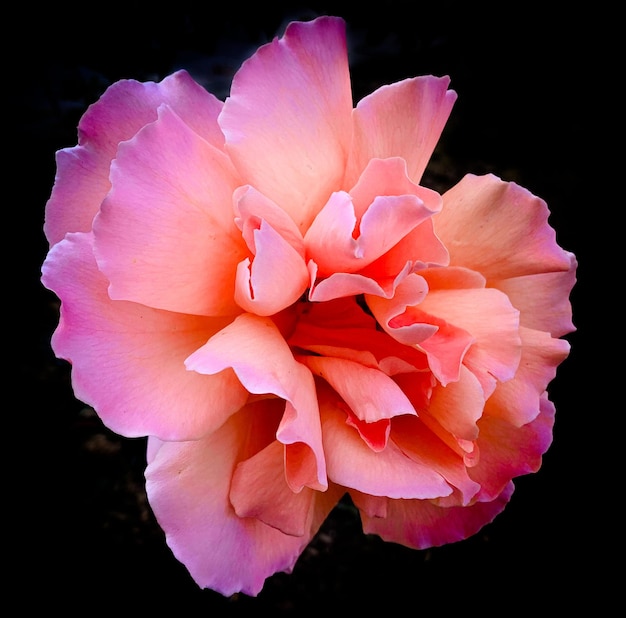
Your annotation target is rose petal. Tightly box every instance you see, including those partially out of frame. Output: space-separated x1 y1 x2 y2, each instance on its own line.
220 16 352 232
301 355 418 423
44 70 224 247
470 394 556 501
40 233 248 439
230 439 315 536
93 104 247 316
185 313 327 491
234 219 309 316
391 415 481 505
359 482 514 550
492 252 577 337
145 407 341 597
485 327 570 427
344 75 457 189
435 174 573 280
320 386 451 499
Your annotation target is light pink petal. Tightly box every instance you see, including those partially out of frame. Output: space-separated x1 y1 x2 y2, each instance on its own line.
319 386 451 499
492 252 577 337
145 407 341 597
344 75 457 189
220 16 352 233
44 70 224 247
235 220 309 316
470 394 556 501
359 481 514 550
419 287 522 393
93 104 247 316
435 174 573 280
301 356 417 424
485 327 570 426
391 415 481 505
185 313 327 491
40 233 248 439
230 439 315 536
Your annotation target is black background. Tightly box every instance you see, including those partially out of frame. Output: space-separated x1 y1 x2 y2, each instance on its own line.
11 1 613 613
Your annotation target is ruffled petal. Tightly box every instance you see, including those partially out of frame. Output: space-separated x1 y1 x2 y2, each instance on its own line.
435 174 573 280
300 356 417 424
230 439 316 536
40 233 248 439
344 75 457 189
185 313 327 491
44 70 224 247
391 415 481 505
485 327 570 426
470 395 556 501
320 385 451 499
220 16 352 232
145 407 339 597
359 482 514 550
93 104 247 316
419 287 521 393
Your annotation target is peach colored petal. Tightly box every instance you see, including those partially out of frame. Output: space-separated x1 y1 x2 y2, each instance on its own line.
44 70 224 247
391 415 481 505
344 75 457 189
485 327 570 426
185 313 327 491
470 395 556 501
492 251 577 338
234 219 309 316
301 355 417 424
230 440 315 536
41 233 248 440
93 105 247 316
220 16 352 233
358 482 514 550
145 407 338 597
435 174 573 280
320 386 451 499
419 286 521 393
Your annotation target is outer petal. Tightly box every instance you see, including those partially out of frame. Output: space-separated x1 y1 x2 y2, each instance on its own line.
359 482 514 550
185 313 327 492
220 16 352 232
492 252 577 337
435 174 573 280
93 104 247 316
469 394 556 501
40 233 248 439
484 326 570 426
344 76 457 189
44 70 224 247
145 407 341 597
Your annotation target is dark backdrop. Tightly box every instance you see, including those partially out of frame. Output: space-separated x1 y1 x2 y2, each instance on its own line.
11 2 611 613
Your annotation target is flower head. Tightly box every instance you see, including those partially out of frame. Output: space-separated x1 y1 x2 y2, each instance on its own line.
41 16 576 596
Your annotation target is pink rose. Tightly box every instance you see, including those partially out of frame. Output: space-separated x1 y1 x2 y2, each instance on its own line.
41 15 576 597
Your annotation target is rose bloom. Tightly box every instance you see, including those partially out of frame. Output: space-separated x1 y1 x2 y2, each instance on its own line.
41 16 576 596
